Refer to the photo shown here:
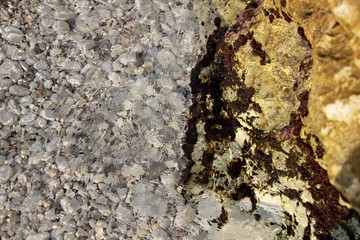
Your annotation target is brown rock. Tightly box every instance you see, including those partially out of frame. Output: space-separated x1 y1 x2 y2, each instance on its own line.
306 0 360 213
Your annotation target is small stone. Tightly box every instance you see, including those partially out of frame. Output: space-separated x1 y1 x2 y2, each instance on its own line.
2 27 24 42
19 112 36 125
0 90 4 100
19 96 34 106
156 49 176 67
159 217 171 229
198 195 222 219
152 228 168 239
77 39 96 52
9 85 30 96
60 197 81 215
53 21 70 34
174 206 196 228
76 228 89 238
131 192 168 216
157 78 176 91
0 110 16 126
33 60 49 70
239 197 253 212
0 165 14 184
40 109 56 121
116 205 132 223
0 78 13 90
54 7 76 20
26 232 51 240
122 164 145 178
0 59 23 81
97 205 111 216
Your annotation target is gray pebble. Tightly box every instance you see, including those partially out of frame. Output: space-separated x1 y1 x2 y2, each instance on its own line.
53 21 70 34
40 109 56 121
156 49 176 67
152 228 168 239
26 232 51 240
0 110 16 126
0 59 23 81
0 89 6 99
9 85 30 96
60 197 81 215
0 78 13 90
54 7 76 20
0 165 14 184
2 27 24 42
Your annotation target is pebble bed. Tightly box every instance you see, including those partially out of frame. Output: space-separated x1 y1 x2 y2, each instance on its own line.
0 0 218 239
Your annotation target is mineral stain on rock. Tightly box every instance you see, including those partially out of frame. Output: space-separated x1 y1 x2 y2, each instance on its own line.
182 0 357 239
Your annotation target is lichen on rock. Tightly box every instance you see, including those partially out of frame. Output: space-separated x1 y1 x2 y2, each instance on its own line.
183 0 360 238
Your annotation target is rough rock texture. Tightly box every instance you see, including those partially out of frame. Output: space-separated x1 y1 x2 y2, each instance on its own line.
309 0 360 214
270 0 360 216
183 0 360 238
282 0 360 214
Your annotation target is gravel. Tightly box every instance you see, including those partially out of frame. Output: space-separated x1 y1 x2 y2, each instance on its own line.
0 0 218 239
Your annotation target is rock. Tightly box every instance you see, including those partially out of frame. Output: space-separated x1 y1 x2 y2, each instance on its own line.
54 7 76 20
198 195 222 219
314 0 360 214
40 109 56 121
77 39 96 52
183 0 359 238
0 78 12 91
9 85 30 96
2 26 24 42
151 228 168 239
174 206 196 228
116 204 133 223
60 197 81 215
53 20 70 34
122 164 145 178
131 192 168 216
0 90 4 100
156 49 176 67
0 59 23 81
26 232 51 240
284 0 360 214
0 165 13 184
0 110 16 126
